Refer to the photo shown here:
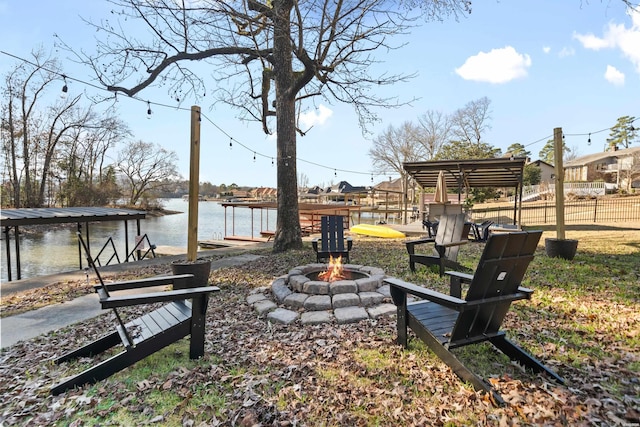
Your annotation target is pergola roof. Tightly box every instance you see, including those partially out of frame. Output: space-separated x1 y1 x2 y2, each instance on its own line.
403 157 527 190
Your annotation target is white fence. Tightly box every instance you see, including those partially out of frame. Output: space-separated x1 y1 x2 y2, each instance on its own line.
510 182 608 202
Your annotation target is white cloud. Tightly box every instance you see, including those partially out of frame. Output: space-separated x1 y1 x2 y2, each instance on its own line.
455 46 531 84
558 47 575 58
299 104 333 129
573 32 611 50
574 8 640 74
543 46 551 54
604 65 625 85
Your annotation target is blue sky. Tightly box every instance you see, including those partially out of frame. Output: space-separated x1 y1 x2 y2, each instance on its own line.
1 1 638 188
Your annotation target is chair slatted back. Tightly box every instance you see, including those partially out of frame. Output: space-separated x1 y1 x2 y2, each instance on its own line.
77 232 133 347
450 231 542 345
434 214 470 259
320 215 346 253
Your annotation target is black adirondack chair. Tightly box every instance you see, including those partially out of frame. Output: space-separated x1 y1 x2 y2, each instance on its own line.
421 219 439 238
406 213 470 276
312 215 353 263
51 233 220 395
470 220 494 242
387 230 564 405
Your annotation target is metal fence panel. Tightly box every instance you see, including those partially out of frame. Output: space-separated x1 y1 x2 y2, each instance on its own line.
470 196 640 225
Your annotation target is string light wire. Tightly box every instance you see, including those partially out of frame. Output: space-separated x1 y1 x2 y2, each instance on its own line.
1 49 637 183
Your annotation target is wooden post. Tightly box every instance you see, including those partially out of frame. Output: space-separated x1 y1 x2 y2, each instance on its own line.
553 127 566 240
187 106 201 261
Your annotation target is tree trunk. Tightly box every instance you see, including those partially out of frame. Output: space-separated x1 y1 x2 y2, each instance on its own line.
21 122 33 207
272 0 303 252
7 102 20 207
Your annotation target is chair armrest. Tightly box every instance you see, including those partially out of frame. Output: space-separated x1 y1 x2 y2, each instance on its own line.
517 286 534 296
438 239 468 248
446 271 474 283
99 286 220 309
311 238 319 252
405 238 435 254
347 237 353 251
445 271 474 298
94 274 194 292
384 277 466 310
462 289 532 307
406 237 436 246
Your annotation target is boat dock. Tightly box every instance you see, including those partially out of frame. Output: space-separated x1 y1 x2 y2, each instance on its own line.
219 201 362 242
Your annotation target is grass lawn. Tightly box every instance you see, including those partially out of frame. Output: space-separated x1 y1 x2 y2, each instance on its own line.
0 225 638 426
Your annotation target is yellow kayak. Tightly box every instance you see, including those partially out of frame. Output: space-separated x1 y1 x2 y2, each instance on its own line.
350 224 406 239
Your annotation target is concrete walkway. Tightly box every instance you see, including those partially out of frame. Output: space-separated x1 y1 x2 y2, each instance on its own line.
1 247 268 349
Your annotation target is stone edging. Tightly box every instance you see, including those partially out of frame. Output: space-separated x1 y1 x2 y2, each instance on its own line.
246 263 397 325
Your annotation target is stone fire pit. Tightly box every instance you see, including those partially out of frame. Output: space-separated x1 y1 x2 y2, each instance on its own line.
246 263 396 325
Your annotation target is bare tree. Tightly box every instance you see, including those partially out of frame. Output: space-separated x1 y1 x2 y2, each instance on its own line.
0 49 95 207
116 140 179 206
298 172 309 190
58 0 472 251
619 150 640 193
58 114 131 206
370 121 427 175
450 96 492 145
369 121 426 222
417 109 452 160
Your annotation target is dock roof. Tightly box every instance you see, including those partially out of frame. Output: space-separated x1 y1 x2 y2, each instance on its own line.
0 207 146 227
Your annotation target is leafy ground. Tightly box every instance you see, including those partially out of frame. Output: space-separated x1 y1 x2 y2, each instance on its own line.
1 226 639 426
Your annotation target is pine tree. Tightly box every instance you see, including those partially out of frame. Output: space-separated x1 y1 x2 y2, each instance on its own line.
608 116 638 150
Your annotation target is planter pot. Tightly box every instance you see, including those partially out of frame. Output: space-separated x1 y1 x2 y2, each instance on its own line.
545 238 578 261
171 259 212 289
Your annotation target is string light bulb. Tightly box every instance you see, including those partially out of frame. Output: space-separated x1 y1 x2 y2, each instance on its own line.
253 152 256 162
229 138 233 149
334 169 337 178
5 50 635 186
271 157 274 166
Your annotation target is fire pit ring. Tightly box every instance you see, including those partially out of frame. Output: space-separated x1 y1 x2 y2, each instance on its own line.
265 262 396 325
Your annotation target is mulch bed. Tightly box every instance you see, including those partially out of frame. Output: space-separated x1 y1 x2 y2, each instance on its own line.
1 241 638 426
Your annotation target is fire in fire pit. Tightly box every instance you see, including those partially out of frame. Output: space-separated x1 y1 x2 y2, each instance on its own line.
317 255 348 282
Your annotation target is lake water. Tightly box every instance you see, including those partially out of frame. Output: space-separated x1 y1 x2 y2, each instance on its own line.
0 198 396 282
0 199 276 282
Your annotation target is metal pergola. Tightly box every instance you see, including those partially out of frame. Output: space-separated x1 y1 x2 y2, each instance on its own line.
1 207 146 281
402 157 527 224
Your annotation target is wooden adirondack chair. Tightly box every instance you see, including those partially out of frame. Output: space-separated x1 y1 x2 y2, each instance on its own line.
387 230 564 405
312 215 353 263
406 213 470 276
51 233 220 395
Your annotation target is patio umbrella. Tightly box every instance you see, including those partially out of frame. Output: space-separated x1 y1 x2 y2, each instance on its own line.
434 170 449 204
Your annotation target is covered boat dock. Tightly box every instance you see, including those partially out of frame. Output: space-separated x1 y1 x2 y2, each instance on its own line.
219 202 362 242
1 207 147 281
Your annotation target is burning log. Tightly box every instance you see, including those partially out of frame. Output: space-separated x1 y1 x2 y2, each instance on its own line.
317 255 351 282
